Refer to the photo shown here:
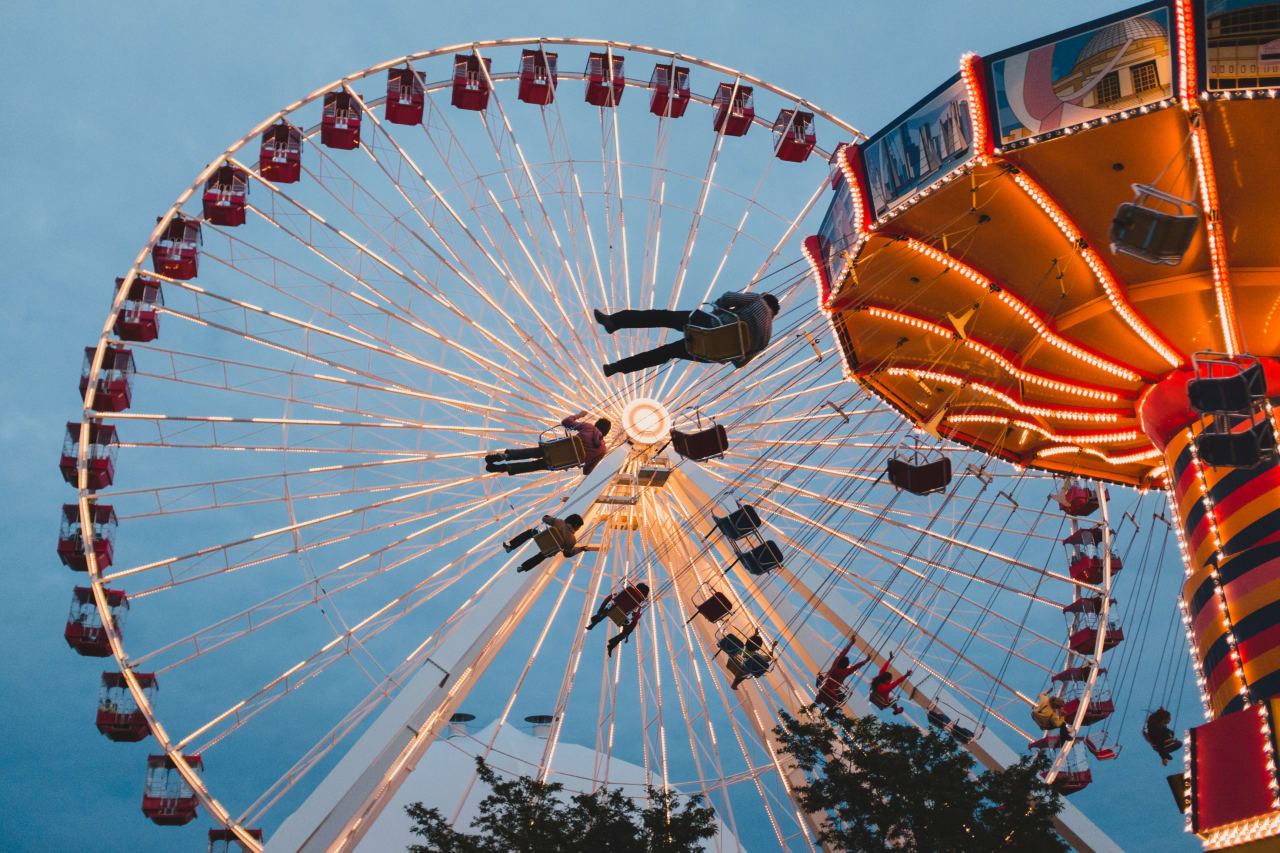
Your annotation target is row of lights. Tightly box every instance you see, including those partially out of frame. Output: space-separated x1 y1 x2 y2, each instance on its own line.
1188 123 1241 358
959 52 991 159
883 366 1124 423
861 304 1123 402
992 98 1179 156
945 412 1141 444
898 237 1143 382
1011 172 1184 369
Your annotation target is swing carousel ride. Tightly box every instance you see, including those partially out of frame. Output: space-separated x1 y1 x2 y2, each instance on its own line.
60 2 1278 851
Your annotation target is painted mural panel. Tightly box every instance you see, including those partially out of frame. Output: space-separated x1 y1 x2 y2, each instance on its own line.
862 75 973 218
990 7 1173 145
817 180 857 286
1203 0 1280 90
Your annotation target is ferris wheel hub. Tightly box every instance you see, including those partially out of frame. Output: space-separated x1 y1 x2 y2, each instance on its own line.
621 397 671 445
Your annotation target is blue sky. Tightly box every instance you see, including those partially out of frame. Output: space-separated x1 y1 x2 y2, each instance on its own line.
0 1 1201 850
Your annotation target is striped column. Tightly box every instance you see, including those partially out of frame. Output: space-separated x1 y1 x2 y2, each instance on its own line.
1139 363 1280 718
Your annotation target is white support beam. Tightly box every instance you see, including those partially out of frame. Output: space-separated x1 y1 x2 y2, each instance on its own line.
265 450 627 853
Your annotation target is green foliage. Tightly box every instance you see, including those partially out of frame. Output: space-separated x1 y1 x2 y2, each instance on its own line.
774 710 1069 853
406 758 717 853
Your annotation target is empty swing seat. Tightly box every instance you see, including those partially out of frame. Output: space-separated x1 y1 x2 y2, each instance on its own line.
532 526 565 556
712 504 762 540
690 583 733 624
1196 422 1275 468
671 425 728 461
927 708 976 744
1052 769 1093 795
1188 363 1264 413
887 457 952 495
739 540 783 576
540 433 586 470
684 317 750 362
1109 184 1199 266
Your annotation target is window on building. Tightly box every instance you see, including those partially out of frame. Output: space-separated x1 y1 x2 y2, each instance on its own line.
1131 61 1160 95
1096 71 1122 105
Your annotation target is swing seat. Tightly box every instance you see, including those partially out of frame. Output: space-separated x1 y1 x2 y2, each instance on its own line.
606 605 631 626
1142 728 1183 754
738 540 783 576
671 425 728 461
1029 734 1068 751
815 680 849 708
691 590 733 624
1062 697 1115 725
927 708 975 744
711 504 761 540
1083 736 1120 760
1196 422 1276 469
717 633 746 657
684 316 750 362
540 432 586 470
1051 769 1092 794
725 656 748 678
1109 184 1199 266
869 691 895 710
532 526 565 556
887 457 951 495
738 652 772 678
1188 363 1264 413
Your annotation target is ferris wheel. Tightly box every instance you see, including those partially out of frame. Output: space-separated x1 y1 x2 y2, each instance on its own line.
58 37 1196 853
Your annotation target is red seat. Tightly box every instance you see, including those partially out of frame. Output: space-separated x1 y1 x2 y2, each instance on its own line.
385 67 425 125
671 425 728 461
584 52 624 106
320 91 361 150
98 672 155 742
151 215 201 280
57 502 117 571
201 163 249 226
712 83 753 136
517 49 557 105
451 54 492 111
649 63 690 117
113 274 164 342
772 109 816 162
259 122 303 183
142 753 202 825
65 586 127 656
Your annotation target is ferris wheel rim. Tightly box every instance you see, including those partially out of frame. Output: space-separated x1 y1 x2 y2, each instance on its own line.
67 36 1136 853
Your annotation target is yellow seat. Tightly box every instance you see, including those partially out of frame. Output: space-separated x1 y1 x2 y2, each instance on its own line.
532 526 565 555
540 434 586 470
607 605 630 627
684 317 749 362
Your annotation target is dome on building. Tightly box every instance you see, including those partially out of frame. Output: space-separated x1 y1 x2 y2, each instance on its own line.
1079 15 1168 61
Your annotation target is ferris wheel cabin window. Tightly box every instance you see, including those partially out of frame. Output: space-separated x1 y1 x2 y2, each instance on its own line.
1095 71 1121 106
1130 61 1160 95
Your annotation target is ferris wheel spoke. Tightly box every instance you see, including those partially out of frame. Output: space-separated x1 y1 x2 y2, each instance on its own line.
327 101 611 406
232 166 577 414
747 176 829 287
103 474 502 590
130 480 547 671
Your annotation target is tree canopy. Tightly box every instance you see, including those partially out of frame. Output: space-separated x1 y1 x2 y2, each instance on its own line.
405 758 717 853
774 710 1069 853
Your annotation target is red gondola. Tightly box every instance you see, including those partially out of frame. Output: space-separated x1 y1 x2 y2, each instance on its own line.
712 82 753 136
1063 596 1124 655
451 54 492 111
1047 748 1092 795
65 586 127 656
113 275 164 342
79 345 135 412
201 164 249 226
208 828 264 853
59 422 119 491
1054 478 1100 517
517 49 557 105
772 109 816 162
1063 526 1123 584
1052 665 1116 725
649 63 690 118
151 215 201 280
258 122 303 183
584 52 624 107
56 503 117 571
98 671 156 742
320 91 361 150
142 753 201 825
385 67 426 125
